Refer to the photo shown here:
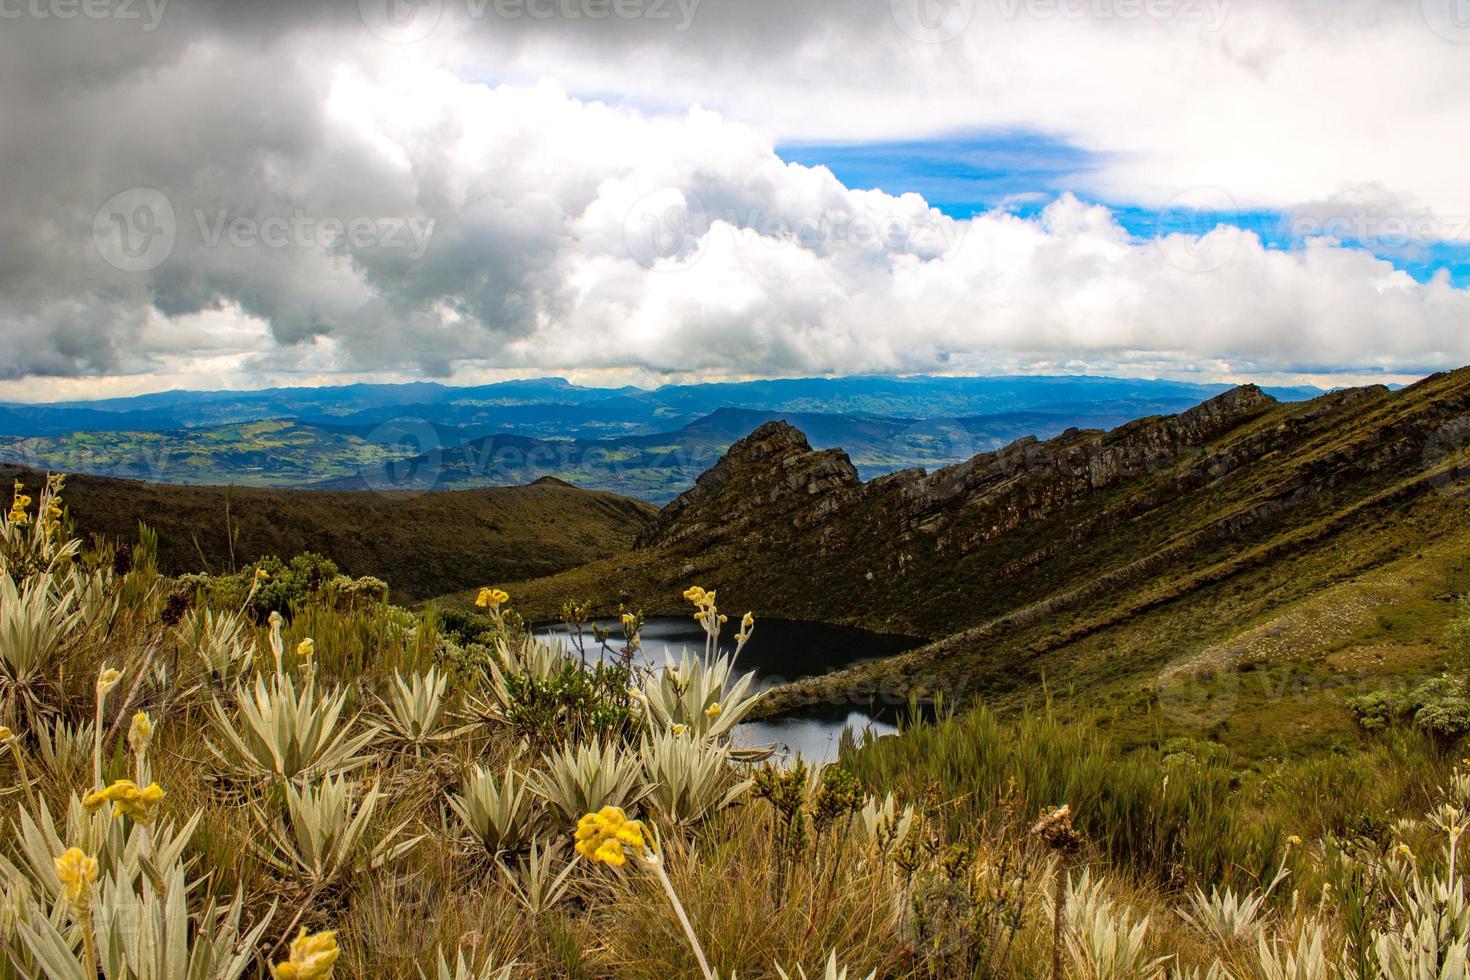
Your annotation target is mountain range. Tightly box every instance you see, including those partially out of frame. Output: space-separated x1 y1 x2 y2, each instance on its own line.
0 375 1326 502
482 368 1470 754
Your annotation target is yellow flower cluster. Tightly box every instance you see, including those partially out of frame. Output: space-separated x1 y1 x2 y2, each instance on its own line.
84 779 166 825
735 611 756 646
37 475 65 537
53 847 98 911
128 711 154 756
683 585 728 638
273 928 340 979
574 806 649 868
476 587 510 610
7 481 32 527
95 667 123 697
297 638 315 662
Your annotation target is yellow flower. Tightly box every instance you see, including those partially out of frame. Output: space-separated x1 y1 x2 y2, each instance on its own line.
476 587 509 610
273 928 340 980
682 585 710 607
1287 835 1303 847
53 848 97 911
95 667 123 697
83 779 166 825
128 712 153 755
1398 843 1416 861
621 612 636 628
705 702 722 718
256 568 270 581
574 806 649 867
297 638 315 660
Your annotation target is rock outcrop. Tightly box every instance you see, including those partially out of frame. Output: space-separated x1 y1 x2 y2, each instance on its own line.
516 368 1470 696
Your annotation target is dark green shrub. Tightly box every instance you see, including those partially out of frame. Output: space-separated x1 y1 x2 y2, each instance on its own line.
1347 675 1470 745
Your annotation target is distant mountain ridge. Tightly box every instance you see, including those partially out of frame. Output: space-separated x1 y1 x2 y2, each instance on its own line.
0 376 1328 503
0 375 1324 439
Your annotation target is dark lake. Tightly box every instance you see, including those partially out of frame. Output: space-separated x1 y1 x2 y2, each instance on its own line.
540 616 925 764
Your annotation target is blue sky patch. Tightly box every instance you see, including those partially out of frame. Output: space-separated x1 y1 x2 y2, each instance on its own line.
778 135 1470 287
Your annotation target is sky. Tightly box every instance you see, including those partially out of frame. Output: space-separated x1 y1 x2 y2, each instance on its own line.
3 0 1470 401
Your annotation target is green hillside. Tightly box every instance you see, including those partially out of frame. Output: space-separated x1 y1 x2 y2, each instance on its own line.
1 465 655 600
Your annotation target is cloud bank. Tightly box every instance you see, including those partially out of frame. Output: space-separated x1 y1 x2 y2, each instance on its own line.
2 0 1468 397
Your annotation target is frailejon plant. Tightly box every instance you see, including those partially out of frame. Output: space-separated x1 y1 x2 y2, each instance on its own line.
252 774 422 895
530 736 648 823
638 728 752 826
639 649 764 742
498 839 577 917
774 951 877 980
376 667 460 756
3 719 271 980
175 606 254 687
446 764 544 857
1 474 81 581
420 948 517 980
0 572 83 729
15 860 272 980
207 671 378 785
1372 801 1470 977
1062 868 1168 980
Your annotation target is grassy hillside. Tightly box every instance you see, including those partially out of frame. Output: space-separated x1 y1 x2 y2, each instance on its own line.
1 464 655 600
0 420 416 487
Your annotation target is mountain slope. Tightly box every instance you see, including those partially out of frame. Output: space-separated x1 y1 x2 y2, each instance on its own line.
484 369 1470 740
2 465 656 601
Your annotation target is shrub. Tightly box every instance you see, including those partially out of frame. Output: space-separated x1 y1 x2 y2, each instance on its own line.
1348 676 1470 745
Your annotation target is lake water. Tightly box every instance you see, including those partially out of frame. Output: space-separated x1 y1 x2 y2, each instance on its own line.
539 616 925 764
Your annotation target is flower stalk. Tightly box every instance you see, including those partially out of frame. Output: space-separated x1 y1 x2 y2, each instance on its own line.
575 806 714 980
54 847 99 977
93 666 123 789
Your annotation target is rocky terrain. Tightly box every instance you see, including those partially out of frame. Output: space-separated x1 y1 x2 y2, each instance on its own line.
488 368 1470 740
